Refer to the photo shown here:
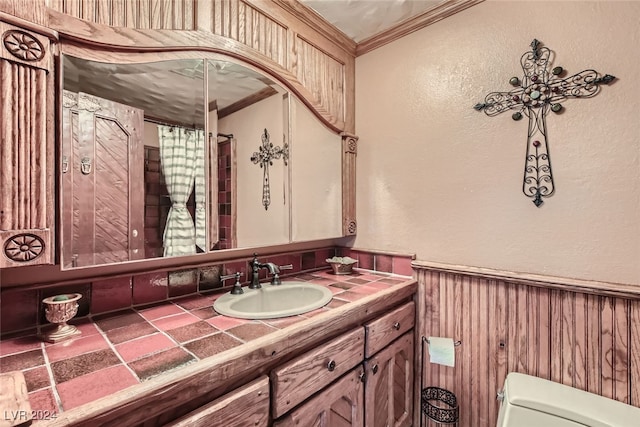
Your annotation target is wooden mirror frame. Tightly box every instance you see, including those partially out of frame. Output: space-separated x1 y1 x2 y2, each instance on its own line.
0 5 356 285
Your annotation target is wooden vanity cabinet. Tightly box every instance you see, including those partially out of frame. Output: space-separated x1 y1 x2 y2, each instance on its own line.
274 366 365 427
271 327 365 418
272 301 416 427
364 332 414 427
0 17 55 268
163 376 270 427
364 302 416 427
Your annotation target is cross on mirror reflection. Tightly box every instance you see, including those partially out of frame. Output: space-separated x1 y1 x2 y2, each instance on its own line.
474 39 615 207
251 128 289 210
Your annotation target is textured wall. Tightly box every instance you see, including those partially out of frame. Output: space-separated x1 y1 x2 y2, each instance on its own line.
355 1 640 285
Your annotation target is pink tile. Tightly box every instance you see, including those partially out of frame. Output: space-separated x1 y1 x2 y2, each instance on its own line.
0 349 44 372
327 299 348 309
365 281 394 290
68 319 101 336
45 333 110 362
206 316 248 331
168 270 198 297
301 307 330 318
115 333 175 363
314 248 334 268
355 252 374 270
375 254 393 273
221 261 249 281
28 388 60 416
128 347 195 381
333 291 368 302
173 294 216 310
152 313 200 331
377 277 406 286
139 303 184 320
349 285 379 295
0 289 38 334
166 321 218 343
328 286 346 295
0 335 42 356
190 306 218 320
57 365 138 410
301 252 315 270
264 316 306 329
392 256 414 277
132 272 168 305
91 276 132 313
23 366 51 392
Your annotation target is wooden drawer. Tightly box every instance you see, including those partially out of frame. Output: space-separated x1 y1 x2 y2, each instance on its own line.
273 366 365 427
271 327 365 418
164 376 269 427
364 301 415 357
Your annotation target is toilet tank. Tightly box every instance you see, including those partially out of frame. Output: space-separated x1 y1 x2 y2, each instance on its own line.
496 373 640 427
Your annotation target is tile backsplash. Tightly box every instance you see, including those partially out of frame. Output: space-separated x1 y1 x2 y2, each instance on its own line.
0 247 414 336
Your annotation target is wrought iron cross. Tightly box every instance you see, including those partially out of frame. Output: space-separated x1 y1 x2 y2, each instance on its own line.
474 39 615 207
250 128 289 210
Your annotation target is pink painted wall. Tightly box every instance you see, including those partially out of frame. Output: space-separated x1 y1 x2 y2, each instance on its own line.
355 1 640 285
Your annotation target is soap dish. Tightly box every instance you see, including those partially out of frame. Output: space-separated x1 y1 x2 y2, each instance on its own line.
326 256 358 275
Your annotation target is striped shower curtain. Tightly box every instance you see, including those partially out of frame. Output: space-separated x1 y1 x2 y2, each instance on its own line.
158 125 204 257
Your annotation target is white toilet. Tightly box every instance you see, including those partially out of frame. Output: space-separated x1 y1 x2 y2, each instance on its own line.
497 372 640 426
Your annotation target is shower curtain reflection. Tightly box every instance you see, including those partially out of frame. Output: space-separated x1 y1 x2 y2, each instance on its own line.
158 125 205 256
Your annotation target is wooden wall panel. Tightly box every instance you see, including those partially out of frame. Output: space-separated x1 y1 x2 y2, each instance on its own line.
416 267 640 427
0 20 53 268
294 35 344 125
48 0 196 29
210 0 288 68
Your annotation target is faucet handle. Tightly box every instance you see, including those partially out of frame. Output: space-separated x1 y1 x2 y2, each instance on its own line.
221 272 244 294
270 264 293 286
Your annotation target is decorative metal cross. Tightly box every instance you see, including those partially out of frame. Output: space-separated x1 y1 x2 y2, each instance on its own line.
474 39 615 207
250 128 289 210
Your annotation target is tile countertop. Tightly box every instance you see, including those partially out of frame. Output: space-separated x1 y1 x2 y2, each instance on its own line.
0 269 416 425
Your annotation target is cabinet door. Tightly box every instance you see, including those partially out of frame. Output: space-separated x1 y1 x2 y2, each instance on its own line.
0 20 54 268
164 376 269 427
61 90 144 268
274 367 364 427
365 331 414 427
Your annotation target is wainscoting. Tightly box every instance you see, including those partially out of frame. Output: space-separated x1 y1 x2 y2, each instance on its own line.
415 262 640 427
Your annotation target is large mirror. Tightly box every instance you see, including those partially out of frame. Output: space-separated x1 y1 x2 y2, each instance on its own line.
60 52 343 270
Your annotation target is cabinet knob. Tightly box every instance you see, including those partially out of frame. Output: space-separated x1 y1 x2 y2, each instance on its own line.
359 371 366 382
327 360 336 371
372 364 378 374
393 322 401 330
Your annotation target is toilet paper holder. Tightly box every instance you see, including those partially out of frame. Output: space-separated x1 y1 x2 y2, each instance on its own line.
420 336 461 426
425 337 462 347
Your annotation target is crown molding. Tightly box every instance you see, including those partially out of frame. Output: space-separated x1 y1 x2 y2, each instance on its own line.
355 0 484 56
271 0 357 57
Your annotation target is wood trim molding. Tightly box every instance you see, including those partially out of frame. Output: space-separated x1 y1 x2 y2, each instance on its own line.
355 0 485 56
412 260 640 299
0 10 57 40
268 0 356 57
218 86 278 119
341 132 357 236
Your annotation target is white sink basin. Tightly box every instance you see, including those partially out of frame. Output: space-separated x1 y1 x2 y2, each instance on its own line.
213 281 333 319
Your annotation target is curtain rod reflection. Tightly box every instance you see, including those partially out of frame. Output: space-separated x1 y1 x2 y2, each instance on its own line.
144 117 202 132
143 117 233 141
